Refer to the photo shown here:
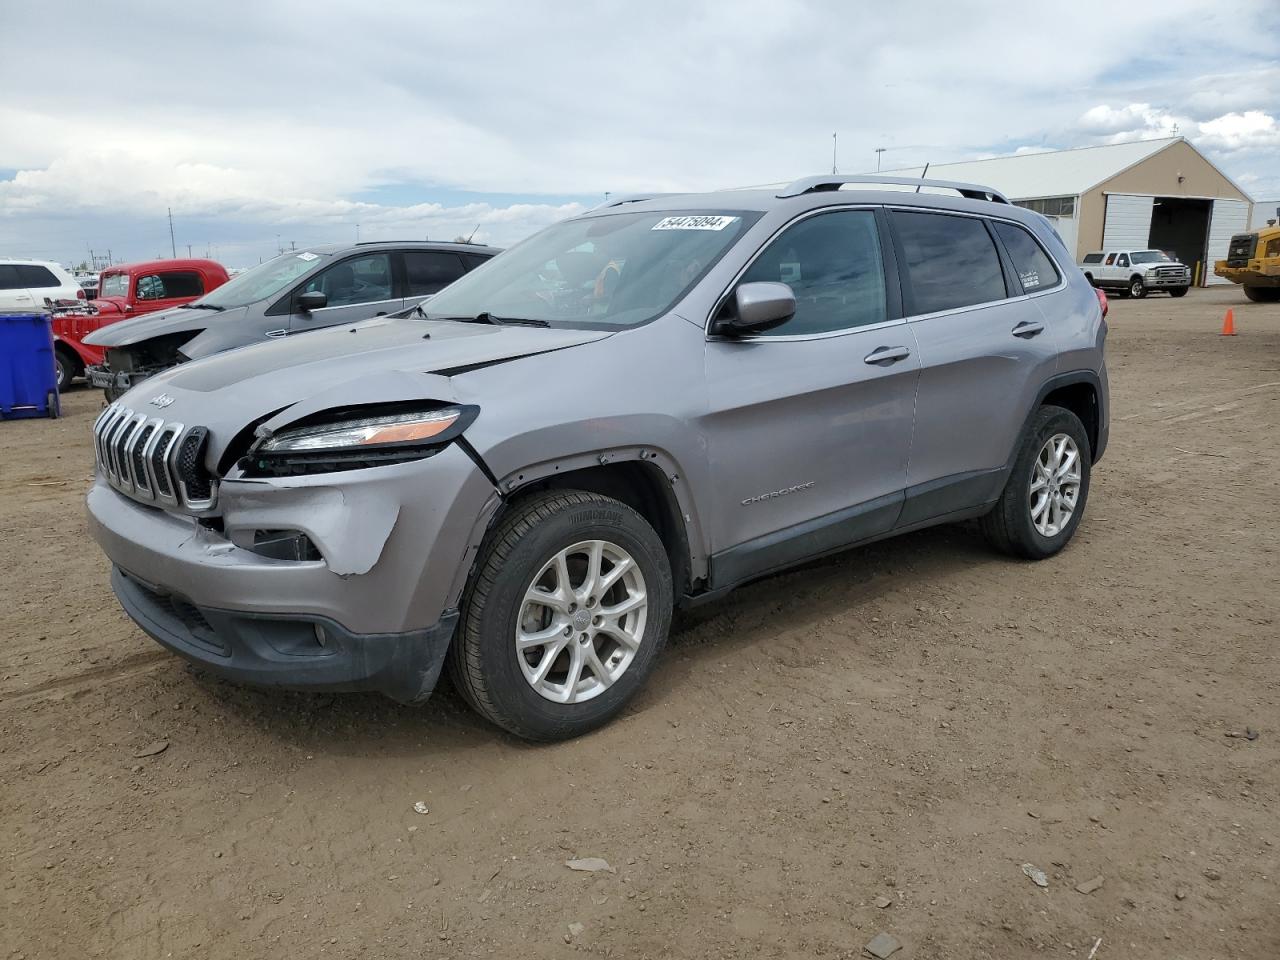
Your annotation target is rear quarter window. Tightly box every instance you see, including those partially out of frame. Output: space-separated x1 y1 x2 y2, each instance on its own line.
1082 253 1103 264
993 221 1061 292
15 265 61 288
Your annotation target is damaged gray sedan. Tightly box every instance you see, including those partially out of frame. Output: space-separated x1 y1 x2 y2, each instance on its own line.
87 175 1108 740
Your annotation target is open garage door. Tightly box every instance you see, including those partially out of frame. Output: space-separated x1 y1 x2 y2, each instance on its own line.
1205 200 1251 285
1102 195 1154 250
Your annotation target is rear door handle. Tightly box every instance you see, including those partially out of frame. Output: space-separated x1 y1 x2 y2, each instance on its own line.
1012 321 1044 338
863 345 911 366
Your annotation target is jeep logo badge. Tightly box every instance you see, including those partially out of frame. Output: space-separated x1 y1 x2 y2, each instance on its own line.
149 394 175 408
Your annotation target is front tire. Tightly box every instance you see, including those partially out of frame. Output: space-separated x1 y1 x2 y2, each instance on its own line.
1168 286 1189 298
54 350 76 391
448 490 673 741
1129 276 1147 299
1244 285 1280 303
981 405 1092 560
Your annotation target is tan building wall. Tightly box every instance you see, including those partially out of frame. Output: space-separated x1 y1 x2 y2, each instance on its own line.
1075 140 1251 260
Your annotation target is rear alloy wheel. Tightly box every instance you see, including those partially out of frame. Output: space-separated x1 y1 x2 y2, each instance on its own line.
448 490 672 740
1129 277 1147 299
981 405 1092 560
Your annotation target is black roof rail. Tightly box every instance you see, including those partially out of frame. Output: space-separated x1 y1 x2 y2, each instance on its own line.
777 175 1010 204
595 193 680 209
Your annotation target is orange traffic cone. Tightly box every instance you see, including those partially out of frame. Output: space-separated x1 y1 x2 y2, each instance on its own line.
1221 308 1236 336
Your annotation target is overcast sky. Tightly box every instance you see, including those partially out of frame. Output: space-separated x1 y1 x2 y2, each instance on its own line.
2 0 1277 268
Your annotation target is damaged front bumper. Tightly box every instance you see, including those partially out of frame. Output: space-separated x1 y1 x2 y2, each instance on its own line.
87 364 151 392
86 443 500 701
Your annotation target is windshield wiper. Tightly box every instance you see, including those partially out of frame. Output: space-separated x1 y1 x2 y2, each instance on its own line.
180 303 226 311
433 312 551 328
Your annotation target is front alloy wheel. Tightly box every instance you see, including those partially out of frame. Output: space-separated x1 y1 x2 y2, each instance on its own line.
517 540 648 704
448 490 673 741
1130 277 1147 298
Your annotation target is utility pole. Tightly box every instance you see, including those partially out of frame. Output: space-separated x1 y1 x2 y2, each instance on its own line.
168 208 177 258
187 244 192 258
875 147 886 172
832 133 838 174
355 223 361 242
290 240 296 251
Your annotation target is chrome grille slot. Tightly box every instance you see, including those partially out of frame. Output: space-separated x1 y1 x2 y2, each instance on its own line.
92 404 215 511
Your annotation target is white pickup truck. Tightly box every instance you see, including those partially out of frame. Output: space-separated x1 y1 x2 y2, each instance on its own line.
1079 249 1191 298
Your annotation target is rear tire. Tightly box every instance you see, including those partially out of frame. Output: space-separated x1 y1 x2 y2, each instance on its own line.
981 405 1091 560
1168 286 1189 298
1243 285 1280 303
448 489 673 741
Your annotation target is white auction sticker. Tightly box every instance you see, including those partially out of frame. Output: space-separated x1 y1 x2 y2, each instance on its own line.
296 251 320 261
651 215 739 231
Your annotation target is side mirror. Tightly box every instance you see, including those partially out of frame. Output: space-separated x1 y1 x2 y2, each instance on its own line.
297 290 328 313
711 281 796 336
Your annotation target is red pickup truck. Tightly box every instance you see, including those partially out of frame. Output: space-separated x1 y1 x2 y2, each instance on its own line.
52 258 230 389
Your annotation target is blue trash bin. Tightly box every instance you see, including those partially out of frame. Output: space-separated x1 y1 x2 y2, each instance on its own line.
0 311 61 420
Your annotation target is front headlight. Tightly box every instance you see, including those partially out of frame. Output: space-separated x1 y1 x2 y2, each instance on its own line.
261 408 464 453
244 405 478 477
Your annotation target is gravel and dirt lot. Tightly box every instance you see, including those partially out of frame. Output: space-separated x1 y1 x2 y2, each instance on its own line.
2 287 1277 959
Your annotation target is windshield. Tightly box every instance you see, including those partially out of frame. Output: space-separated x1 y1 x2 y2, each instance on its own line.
198 251 330 308
421 210 759 328
1131 250 1174 264
99 273 129 298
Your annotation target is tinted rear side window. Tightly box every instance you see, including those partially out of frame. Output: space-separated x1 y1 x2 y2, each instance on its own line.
405 251 466 295
993 222 1061 292
892 211 1006 315
0 265 23 290
1082 253 1103 264
15 265 60 288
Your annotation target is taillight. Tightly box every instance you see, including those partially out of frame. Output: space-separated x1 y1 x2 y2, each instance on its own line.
1095 287 1108 319
77 287 86 299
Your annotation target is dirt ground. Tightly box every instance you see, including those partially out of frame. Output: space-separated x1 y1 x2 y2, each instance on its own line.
2 286 1277 960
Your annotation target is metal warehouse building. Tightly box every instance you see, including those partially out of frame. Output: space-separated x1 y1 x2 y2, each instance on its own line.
884 138 1252 285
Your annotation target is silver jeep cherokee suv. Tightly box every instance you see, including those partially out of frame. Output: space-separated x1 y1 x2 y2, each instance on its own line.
87 175 1109 741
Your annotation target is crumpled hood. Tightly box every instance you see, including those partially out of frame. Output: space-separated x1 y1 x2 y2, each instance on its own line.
84 304 248 347
114 316 613 460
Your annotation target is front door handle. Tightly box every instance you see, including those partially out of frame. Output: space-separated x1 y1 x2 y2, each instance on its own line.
1012 321 1044 338
863 345 911 366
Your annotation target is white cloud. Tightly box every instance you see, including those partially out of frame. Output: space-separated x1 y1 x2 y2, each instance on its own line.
1 0 1278 262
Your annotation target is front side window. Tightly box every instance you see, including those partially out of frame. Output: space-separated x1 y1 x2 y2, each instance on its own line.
421 210 758 329
893 211 1006 315
737 209 887 336
404 251 465 296
1117 254 1130 268
302 253 394 308
993 222 1061 292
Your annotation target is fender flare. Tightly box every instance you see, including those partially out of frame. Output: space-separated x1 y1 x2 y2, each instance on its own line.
442 444 709 609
